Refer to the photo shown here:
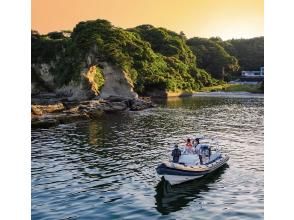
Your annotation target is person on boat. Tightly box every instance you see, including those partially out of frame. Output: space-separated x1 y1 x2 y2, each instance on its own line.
185 138 194 154
193 138 203 164
193 138 200 152
171 145 181 163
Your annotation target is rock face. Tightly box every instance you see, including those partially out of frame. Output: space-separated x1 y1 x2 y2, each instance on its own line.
99 62 138 99
31 63 55 94
55 65 104 101
31 42 153 129
32 61 138 102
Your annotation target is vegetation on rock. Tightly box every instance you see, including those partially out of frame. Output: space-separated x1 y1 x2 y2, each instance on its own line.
31 19 264 96
129 25 217 90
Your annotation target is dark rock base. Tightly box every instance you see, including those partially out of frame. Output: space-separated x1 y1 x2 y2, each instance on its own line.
31 96 155 129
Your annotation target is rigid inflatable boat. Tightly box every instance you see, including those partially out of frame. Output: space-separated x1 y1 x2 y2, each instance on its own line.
156 143 229 185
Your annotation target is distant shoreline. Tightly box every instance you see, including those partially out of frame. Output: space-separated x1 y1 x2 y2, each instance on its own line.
150 83 264 98
192 91 264 98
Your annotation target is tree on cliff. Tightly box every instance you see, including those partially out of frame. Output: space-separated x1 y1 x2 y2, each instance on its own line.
128 25 216 89
32 20 218 95
186 37 239 80
32 20 216 94
32 19 263 95
224 37 264 71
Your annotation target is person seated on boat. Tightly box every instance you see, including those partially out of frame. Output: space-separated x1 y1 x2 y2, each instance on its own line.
185 138 194 154
198 145 211 164
171 145 181 163
193 138 206 164
193 138 200 153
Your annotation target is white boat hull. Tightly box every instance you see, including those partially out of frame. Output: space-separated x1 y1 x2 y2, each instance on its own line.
157 154 229 185
163 174 203 185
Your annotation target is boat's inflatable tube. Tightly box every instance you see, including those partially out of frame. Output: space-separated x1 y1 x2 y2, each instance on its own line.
156 154 229 177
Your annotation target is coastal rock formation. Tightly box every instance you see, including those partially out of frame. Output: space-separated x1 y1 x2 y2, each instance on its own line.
32 59 137 102
31 97 155 128
31 63 56 94
31 103 65 115
129 98 154 111
32 20 221 101
99 62 138 99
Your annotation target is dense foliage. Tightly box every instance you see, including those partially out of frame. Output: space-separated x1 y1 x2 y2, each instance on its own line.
31 30 69 64
129 25 216 89
187 37 239 80
128 25 195 65
31 19 263 94
224 37 264 71
32 20 216 94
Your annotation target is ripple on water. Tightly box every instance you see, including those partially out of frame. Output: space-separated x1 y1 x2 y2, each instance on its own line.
32 96 263 219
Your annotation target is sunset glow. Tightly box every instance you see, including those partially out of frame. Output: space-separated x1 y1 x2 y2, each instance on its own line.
32 0 263 40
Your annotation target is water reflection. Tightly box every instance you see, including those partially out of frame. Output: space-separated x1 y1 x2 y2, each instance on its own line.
155 165 229 215
32 95 263 219
154 96 237 109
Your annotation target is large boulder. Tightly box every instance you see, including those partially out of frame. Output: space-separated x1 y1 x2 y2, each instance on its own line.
102 101 128 112
31 103 65 115
130 98 155 111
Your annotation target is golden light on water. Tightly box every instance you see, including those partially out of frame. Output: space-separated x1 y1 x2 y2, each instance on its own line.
32 0 263 39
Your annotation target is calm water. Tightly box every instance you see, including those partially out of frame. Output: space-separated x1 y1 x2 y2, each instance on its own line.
32 95 264 219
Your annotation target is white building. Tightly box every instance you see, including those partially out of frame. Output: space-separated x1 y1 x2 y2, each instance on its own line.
241 67 264 78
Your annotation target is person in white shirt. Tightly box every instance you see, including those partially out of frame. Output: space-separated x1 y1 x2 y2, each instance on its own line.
193 138 203 164
193 138 200 154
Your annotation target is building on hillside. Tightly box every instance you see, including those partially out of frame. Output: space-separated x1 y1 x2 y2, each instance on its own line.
240 67 264 83
230 67 264 84
241 67 264 78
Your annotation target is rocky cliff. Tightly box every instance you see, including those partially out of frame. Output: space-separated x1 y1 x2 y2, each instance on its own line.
31 19 221 127
99 62 137 99
32 61 138 101
32 58 139 101
32 19 221 100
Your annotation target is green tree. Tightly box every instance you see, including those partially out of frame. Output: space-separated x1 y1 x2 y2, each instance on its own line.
187 37 239 80
224 37 264 71
32 20 218 94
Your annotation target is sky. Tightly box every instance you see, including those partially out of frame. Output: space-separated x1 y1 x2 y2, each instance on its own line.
32 0 263 40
